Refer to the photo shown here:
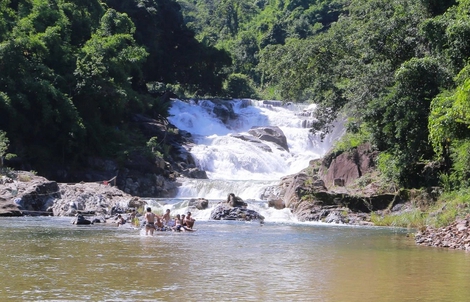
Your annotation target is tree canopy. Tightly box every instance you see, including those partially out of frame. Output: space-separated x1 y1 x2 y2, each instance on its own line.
0 0 231 173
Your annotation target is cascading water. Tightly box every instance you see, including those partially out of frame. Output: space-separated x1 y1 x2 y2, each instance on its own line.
149 99 344 222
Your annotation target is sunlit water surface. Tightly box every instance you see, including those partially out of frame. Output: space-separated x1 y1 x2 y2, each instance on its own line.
1 217 470 302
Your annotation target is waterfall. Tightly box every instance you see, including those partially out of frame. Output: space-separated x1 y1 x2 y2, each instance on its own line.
168 99 344 202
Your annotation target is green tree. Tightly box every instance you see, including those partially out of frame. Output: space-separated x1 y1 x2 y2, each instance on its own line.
223 73 257 98
104 0 231 96
429 68 470 188
73 8 148 155
0 0 85 167
0 130 8 159
367 57 451 185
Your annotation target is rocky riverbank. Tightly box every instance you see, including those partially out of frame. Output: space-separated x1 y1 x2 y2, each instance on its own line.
415 215 470 251
0 171 145 217
262 143 406 226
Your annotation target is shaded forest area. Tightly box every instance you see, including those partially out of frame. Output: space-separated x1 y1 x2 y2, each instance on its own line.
0 0 231 174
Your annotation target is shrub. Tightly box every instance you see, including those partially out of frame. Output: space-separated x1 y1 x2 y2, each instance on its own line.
223 73 258 99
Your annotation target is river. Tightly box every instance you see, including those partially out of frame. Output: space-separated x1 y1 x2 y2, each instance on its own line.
1 216 470 301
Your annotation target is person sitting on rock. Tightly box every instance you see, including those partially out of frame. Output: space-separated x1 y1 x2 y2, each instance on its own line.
116 214 126 227
227 193 247 208
227 193 236 206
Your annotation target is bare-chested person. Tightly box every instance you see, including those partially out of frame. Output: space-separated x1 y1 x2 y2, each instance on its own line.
184 212 196 229
155 215 164 231
172 214 185 232
180 214 195 232
144 207 157 235
162 209 172 226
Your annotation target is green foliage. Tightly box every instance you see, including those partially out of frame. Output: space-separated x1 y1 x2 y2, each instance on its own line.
426 188 470 227
449 139 470 188
365 57 451 186
331 120 372 153
419 0 457 16
74 8 148 125
371 209 426 228
146 136 164 158
429 74 470 188
145 138 173 159
0 0 87 167
223 73 257 98
0 0 232 173
438 172 458 192
1 0 470 201
105 0 232 96
0 130 8 158
376 152 400 185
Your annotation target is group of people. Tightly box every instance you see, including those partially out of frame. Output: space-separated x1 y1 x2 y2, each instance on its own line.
144 207 196 235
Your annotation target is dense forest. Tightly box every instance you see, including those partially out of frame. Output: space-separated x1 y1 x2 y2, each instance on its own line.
1 0 470 212
0 0 232 173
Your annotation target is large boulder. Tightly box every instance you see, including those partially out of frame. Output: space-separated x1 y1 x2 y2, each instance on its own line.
51 182 145 217
210 203 265 222
72 214 93 225
0 172 58 216
185 168 208 179
188 198 209 210
320 143 378 188
230 134 273 152
248 126 289 152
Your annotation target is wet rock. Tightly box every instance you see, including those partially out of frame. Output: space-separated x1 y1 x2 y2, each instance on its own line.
210 203 265 222
248 126 289 152
185 168 208 179
267 198 285 209
230 134 273 153
188 198 209 210
72 214 93 225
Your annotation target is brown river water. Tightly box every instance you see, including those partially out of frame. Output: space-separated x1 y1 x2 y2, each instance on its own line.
1 216 470 302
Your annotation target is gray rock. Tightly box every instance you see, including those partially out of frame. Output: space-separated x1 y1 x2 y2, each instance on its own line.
188 198 209 210
210 203 265 222
0 171 146 217
230 134 273 152
248 126 289 152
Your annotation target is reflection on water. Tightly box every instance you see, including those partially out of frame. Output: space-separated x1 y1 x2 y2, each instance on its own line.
1 217 470 301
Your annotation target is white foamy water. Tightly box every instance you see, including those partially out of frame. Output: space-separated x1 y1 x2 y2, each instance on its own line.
167 99 344 222
169 99 341 182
